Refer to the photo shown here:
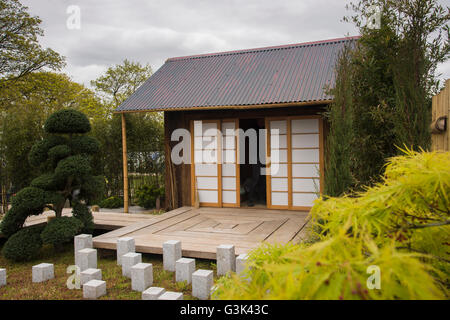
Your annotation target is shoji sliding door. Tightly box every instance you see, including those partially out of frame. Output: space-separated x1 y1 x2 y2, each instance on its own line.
290 117 322 210
191 119 240 207
266 116 323 210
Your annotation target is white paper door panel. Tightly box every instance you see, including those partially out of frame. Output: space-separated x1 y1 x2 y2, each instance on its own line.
223 136 235 149
222 164 236 176
271 192 288 206
201 122 219 135
291 119 319 133
270 163 288 177
270 149 287 163
291 134 319 148
271 178 289 191
198 190 218 203
194 150 218 163
222 177 236 190
194 137 218 149
292 193 319 207
195 164 217 176
223 150 236 163
292 164 320 178
292 149 319 163
270 135 287 148
222 191 237 204
196 177 218 190
292 178 320 192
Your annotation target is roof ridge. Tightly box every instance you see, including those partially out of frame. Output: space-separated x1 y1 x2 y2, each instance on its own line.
166 35 360 62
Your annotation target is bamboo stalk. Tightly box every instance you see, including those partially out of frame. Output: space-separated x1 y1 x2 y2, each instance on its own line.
121 113 129 213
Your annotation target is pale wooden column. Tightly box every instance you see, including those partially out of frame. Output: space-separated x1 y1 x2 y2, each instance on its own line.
121 113 129 213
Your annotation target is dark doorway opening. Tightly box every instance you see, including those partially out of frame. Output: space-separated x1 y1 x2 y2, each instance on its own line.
239 118 267 207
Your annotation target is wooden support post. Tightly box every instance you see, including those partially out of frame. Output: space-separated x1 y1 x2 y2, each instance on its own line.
121 113 129 213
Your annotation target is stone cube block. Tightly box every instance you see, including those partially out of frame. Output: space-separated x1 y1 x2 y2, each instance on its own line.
74 234 92 266
236 253 249 274
158 291 184 300
163 240 181 272
142 287 166 300
122 252 142 278
131 263 153 292
32 263 54 283
83 279 106 299
117 237 135 265
77 248 97 271
80 268 102 286
216 244 236 276
175 258 195 284
0 268 6 287
192 269 213 300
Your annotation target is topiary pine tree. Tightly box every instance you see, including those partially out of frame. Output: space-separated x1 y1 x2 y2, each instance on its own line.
0 109 103 260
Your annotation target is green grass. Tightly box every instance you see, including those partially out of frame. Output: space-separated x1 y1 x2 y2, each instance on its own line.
0 238 217 300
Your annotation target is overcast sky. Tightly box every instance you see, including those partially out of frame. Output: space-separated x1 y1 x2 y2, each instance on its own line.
21 0 450 88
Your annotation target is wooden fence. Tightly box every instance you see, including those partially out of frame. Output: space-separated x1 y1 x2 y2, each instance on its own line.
431 79 449 151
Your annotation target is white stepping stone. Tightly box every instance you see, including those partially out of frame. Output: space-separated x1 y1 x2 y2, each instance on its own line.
176 258 195 284
158 291 184 300
0 268 6 287
74 234 92 267
192 269 213 300
80 268 102 286
77 248 97 271
236 253 249 274
122 252 142 278
216 244 236 276
83 279 106 299
32 263 54 283
131 263 153 292
163 240 181 272
117 237 135 266
142 287 166 300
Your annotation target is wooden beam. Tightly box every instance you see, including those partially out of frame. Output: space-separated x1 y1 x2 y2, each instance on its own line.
121 113 129 213
113 100 333 114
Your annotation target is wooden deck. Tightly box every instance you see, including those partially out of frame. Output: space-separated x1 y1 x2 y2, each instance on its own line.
0 209 156 238
93 206 310 259
22 210 156 230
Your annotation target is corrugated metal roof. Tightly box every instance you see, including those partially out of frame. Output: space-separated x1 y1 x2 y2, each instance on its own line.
115 36 360 112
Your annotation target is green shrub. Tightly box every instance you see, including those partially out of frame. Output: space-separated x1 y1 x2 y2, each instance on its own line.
135 185 164 209
2 226 44 262
0 187 47 237
28 135 68 167
99 196 123 208
72 202 94 234
44 109 91 134
212 150 449 300
69 136 100 155
41 216 83 247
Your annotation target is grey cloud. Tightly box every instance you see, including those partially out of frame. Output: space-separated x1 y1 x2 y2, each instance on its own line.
20 0 449 87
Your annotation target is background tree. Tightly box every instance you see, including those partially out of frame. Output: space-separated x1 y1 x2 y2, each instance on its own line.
0 0 64 81
325 0 449 196
91 59 153 112
0 0 65 213
90 60 164 203
0 109 102 260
